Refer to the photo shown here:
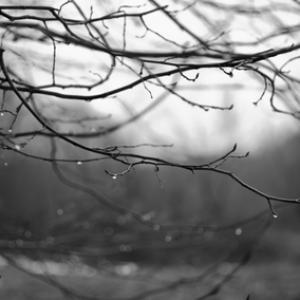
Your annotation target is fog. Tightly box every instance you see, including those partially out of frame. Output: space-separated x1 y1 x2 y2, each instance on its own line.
0 1 300 299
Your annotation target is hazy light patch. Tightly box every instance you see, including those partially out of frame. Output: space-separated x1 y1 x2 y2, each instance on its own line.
7 256 98 277
0 256 7 267
94 64 300 157
3 0 299 158
130 91 299 157
114 262 139 276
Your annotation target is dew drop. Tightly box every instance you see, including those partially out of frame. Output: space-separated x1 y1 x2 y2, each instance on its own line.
115 263 138 276
141 211 155 222
272 213 278 219
112 174 118 180
8 129 12 133
3 162 8 167
57 208 64 216
14 144 21 151
165 234 172 242
76 161 83 165
153 224 160 231
0 112 4 117
235 228 242 236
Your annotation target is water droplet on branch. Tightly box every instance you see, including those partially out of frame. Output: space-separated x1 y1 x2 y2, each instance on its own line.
141 211 155 221
153 224 161 231
57 208 64 216
235 228 242 236
165 234 172 242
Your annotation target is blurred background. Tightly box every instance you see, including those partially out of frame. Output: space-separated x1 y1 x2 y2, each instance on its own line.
0 0 300 299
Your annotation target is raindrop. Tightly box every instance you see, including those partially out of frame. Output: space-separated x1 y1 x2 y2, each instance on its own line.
119 244 132 252
153 224 161 231
141 211 155 222
112 174 118 180
115 263 138 276
76 161 83 165
14 144 21 151
272 213 279 219
235 228 242 236
0 112 4 117
8 129 12 133
165 234 172 242
57 208 64 216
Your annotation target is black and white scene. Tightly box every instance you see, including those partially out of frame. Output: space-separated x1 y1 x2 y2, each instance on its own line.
0 0 300 299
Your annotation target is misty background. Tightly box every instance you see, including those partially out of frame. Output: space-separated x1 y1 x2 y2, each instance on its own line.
1 1 300 299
